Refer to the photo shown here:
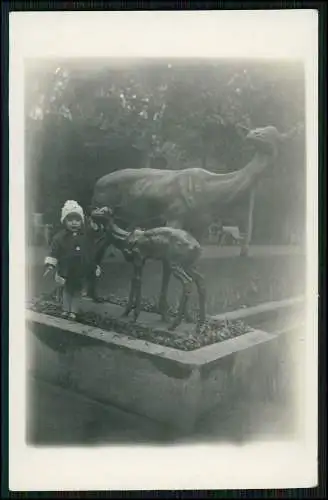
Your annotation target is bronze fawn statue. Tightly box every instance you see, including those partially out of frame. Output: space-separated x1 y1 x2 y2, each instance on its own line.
91 206 206 333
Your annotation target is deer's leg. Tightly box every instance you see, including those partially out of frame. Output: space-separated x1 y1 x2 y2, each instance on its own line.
158 260 171 321
132 262 143 322
188 268 206 334
122 261 139 317
168 265 193 331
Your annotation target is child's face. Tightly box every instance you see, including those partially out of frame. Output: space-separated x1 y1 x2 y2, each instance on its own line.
65 213 83 232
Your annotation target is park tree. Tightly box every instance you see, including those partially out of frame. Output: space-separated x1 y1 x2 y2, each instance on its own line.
25 59 305 243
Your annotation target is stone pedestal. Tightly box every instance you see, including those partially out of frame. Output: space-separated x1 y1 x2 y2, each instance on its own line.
26 300 303 432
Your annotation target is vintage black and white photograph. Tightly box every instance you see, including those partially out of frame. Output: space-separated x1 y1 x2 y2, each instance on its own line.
9 10 318 491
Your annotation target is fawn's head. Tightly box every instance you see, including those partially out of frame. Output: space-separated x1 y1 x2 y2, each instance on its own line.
90 206 114 226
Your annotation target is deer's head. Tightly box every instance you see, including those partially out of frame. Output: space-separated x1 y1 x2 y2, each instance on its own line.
237 122 304 158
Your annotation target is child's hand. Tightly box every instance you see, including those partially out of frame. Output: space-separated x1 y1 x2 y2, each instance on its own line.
55 273 66 286
95 265 102 277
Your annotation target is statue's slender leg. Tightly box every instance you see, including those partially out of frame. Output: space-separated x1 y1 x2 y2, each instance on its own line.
189 268 206 334
182 295 193 323
168 265 193 331
122 271 136 318
121 250 137 317
158 260 171 321
132 264 143 322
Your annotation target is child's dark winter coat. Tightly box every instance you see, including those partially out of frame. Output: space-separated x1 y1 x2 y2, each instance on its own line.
44 200 107 317
46 227 100 294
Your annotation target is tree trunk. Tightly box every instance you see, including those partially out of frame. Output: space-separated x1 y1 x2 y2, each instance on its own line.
201 137 208 169
240 188 256 257
201 150 207 169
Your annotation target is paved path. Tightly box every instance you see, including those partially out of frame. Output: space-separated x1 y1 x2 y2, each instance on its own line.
27 373 297 446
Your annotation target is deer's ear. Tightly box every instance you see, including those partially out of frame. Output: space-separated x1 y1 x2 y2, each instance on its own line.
236 123 251 138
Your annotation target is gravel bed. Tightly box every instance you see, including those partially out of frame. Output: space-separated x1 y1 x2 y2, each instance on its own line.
27 294 252 351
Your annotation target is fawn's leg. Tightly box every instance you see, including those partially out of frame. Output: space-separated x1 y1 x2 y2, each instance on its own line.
181 289 193 323
158 219 184 320
158 260 171 321
189 268 206 333
168 265 193 331
123 252 144 319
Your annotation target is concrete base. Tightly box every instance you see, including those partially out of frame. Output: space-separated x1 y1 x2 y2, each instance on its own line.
26 298 304 432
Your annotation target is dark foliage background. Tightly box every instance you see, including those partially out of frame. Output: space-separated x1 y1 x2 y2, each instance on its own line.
25 58 306 244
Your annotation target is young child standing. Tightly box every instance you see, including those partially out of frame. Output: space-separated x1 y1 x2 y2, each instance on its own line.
44 200 102 320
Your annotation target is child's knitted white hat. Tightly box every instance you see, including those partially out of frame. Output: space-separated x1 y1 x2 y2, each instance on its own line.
61 200 84 224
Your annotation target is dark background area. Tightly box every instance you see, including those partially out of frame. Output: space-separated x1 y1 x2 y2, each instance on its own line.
25 58 306 244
